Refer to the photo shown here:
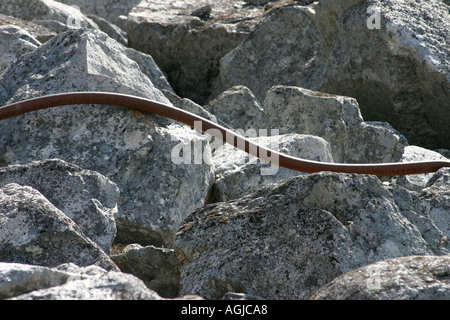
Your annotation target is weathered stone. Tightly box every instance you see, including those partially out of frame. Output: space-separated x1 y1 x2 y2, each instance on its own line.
86 14 127 45
204 86 266 131
175 172 434 300
210 133 334 202
213 0 450 149
389 182 449 256
311 255 450 300
0 25 40 73
416 168 450 238
0 13 57 43
0 29 215 248
0 183 118 271
127 0 267 104
162 89 219 125
0 0 98 32
393 146 450 191
222 292 266 300
0 262 105 300
124 48 175 93
1 261 203 300
262 86 406 163
58 0 142 27
111 244 180 298
11 267 162 300
210 4 319 103
0 159 119 253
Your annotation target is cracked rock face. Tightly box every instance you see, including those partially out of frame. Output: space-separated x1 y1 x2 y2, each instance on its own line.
0 159 119 253
0 29 214 248
127 0 268 104
0 183 118 271
213 0 450 150
175 171 442 300
310 255 450 300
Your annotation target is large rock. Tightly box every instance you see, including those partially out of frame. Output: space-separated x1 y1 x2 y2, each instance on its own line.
210 4 319 104
1 261 203 300
0 0 98 32
394 146 450 191
175 172 435 300
262 86 406 163
1 262 162 300
0 29 215 248
204 86 266 131
311 255 450 300
0 159 119 253
0 183 118 271
212 0 450 150
58 0 142 27
415 168 450 238
0 13 57 43
0 262 106 300
0 25 41 73
210 133 334 202
124 47 175 93
127 0 267 104
110 244 180 298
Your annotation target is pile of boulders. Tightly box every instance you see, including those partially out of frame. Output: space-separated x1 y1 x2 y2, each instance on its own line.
0 0 449 300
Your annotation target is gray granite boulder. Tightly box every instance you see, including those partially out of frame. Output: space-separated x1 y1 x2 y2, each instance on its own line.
210 133 334 202
111 244 180 298
0 29 215 248
0 0 98 32
1 261 204 300
311 255 450 300
0 25 41 73
0 159 119 253
212 0 450 150
175 172 434 300
0 183 118 271
127 0 267 104
262 86 406 163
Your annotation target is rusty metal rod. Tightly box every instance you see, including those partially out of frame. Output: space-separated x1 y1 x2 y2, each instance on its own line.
0 91 449 177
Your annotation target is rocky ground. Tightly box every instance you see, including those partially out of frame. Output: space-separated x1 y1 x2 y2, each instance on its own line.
0 0 449 300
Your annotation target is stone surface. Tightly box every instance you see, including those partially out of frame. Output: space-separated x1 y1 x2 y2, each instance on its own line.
0 29 215 248
162 89 219 125
0 159 119 253
0 13 57 43
0 183 118 271
127 0 267 104
311 255 450 300
0 25 41 73
393 146 450 191
10 265 162 300
210 133 334 202
58 0 142 27
0 0 98 32
415 168 450 239
204 86 266 131
110 244 180 298
0 0 449 302
1 261 204 300
210 4 319 104
175 172 434 300
212 0 450 150
0 262 105 300
124 48 175 93
86 14 127 45
262 86 406 163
